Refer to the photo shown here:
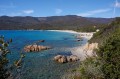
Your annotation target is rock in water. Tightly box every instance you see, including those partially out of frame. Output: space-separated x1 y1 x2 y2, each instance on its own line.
54 55 79 63
54 55 63 61
24 44 51 52
59 56 67 63
54 55 67 63
69 55 79 62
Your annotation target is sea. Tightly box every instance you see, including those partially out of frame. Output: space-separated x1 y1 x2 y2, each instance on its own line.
0 30 85 79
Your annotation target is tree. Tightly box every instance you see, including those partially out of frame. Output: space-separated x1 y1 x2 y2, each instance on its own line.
0 36 25 79
0 36 12 78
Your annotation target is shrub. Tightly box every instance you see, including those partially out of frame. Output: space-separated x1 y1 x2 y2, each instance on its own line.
78 57 104 79
97 28 120 79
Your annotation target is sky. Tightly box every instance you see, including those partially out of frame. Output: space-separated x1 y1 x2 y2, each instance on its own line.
0 0 120 18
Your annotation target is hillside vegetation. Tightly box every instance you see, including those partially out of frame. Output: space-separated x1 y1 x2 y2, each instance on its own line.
81 17 120 79
68 17 120 79
97 27 120 79
0 15 112 31
89 17 120 45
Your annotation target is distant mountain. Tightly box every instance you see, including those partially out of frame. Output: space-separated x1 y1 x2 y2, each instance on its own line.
0 15 113 30
86 17 113 24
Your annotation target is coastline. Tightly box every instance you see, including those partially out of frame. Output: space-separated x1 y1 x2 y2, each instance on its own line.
48 30 98 61
69 43 98 61
48 30 96 61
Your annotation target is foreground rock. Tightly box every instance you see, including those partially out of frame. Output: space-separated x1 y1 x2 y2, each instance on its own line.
54 55 79 63
24 44 51 52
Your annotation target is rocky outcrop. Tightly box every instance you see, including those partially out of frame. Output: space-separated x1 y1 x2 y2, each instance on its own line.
83 43 98 51
83 43 98 57
24 44 51 52
54 55 79 63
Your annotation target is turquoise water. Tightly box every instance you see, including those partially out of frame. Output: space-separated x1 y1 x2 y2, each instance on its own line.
0 30 82 79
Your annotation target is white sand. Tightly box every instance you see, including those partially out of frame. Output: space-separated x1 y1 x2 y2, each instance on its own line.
48 30 94 39
47 30 78 34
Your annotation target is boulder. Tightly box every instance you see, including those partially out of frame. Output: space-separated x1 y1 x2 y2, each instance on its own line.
30 45 35 51
69 55 79 62
24 45 32 52
54 55 79 63
33 45 38 51
54 55 67 63
54 55 62 61
59 56 67 63
66 56 70 62
24 44 51 52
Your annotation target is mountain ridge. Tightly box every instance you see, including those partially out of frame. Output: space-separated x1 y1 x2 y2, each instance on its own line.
0 15 113 30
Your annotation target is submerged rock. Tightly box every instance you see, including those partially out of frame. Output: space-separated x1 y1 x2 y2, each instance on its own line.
77 39 81 41
24 44 51 52
54 55 79 63
37 40 45 43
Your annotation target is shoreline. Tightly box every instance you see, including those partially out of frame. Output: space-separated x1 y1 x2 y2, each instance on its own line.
70 42 98 61
47 30 95 39
47 29 95 34
47 30 78 34
50 30 96 61
48 30 96 61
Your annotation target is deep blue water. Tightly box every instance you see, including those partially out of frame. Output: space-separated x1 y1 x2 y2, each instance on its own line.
0 30 83 79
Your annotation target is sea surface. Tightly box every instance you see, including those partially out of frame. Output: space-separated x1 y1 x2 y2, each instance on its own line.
0 30 84 79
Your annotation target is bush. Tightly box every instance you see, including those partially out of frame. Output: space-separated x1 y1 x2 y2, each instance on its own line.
89 17 120 45
97 28 120 79
78 57 104 79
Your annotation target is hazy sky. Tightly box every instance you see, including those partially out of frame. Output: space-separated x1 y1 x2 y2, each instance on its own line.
0 0 120 18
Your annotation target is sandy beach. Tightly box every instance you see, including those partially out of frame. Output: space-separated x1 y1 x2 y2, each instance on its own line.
48 30 78 34
48 30 94 39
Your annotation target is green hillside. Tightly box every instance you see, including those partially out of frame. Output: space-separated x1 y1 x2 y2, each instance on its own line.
89 17 120 45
